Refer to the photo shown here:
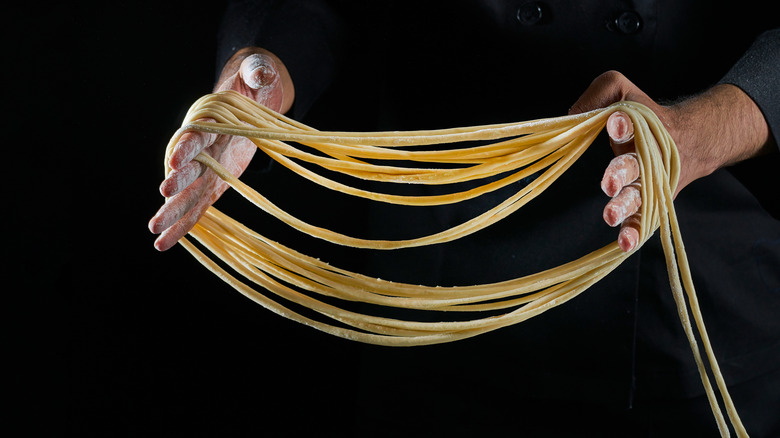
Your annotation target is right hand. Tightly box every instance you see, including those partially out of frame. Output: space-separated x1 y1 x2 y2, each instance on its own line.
148 48 294 251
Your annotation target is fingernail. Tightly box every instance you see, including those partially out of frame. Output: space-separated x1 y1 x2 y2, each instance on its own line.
602 156 626 197
154 235 175 252
618 227 638 252
244 55 277 89
148 214 163 234
607 112 634 144
601 173 622 197
603 205 623 227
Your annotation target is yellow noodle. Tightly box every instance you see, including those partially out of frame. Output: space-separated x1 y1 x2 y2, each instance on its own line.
159 91 747 436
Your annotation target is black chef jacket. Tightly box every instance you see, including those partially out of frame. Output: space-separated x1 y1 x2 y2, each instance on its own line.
214 1 779 436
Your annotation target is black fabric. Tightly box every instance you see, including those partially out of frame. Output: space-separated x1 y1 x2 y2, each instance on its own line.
214 1 780 435
720 29 780 148
216 0 346 118
720 29 780 218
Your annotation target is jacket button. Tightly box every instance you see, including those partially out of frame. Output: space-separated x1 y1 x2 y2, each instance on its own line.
517 2 544 25
614 11 641 34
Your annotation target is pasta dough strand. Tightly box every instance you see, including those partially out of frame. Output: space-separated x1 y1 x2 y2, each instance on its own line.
159 91 747 437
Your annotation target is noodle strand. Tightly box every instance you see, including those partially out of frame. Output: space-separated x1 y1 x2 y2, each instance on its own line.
158 91 747 437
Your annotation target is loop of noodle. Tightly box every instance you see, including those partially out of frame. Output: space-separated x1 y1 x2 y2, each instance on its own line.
159 90 748 436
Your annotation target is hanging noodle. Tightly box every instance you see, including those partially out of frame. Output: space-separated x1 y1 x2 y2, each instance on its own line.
158 90 749 437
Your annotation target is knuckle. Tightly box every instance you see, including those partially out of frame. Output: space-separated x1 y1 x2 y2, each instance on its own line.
598 70 627 86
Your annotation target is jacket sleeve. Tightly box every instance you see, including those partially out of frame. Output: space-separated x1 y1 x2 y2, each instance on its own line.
216 0 345 119
719 29 780 151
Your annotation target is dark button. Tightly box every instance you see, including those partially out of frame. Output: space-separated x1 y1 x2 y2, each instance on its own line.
517 2 543 26
614 11 641 34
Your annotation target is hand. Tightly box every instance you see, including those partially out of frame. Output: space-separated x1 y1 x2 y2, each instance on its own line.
149 48 294 251
569 71 773 252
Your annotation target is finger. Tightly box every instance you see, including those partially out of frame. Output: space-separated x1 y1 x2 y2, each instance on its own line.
236 54 285 111
606 111 635 155
603 183 641 227
153 209 202 252
152 178 230 251
153 207 202 252
240 53 278 90
618 213 642 252
159 160 204 198
148 178 205 235
601 152 640 197
169 121 217 170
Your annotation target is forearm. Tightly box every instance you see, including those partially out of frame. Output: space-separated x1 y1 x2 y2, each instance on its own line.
669 84 775 189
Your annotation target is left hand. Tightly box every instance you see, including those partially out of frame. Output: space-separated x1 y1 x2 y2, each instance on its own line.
149 48 293 251
569 70 774 252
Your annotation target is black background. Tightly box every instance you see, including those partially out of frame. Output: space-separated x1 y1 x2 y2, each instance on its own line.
12 2 365 436
11 3 778 437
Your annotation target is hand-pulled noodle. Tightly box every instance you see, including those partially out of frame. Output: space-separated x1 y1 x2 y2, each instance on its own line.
158 91 748 436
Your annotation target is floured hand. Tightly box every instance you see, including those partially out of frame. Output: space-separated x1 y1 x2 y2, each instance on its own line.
149 48 294 251
570 70 774 252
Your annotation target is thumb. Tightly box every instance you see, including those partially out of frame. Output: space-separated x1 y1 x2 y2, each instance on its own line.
217 48 295 113
240 53 280 90
568 71 635 115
